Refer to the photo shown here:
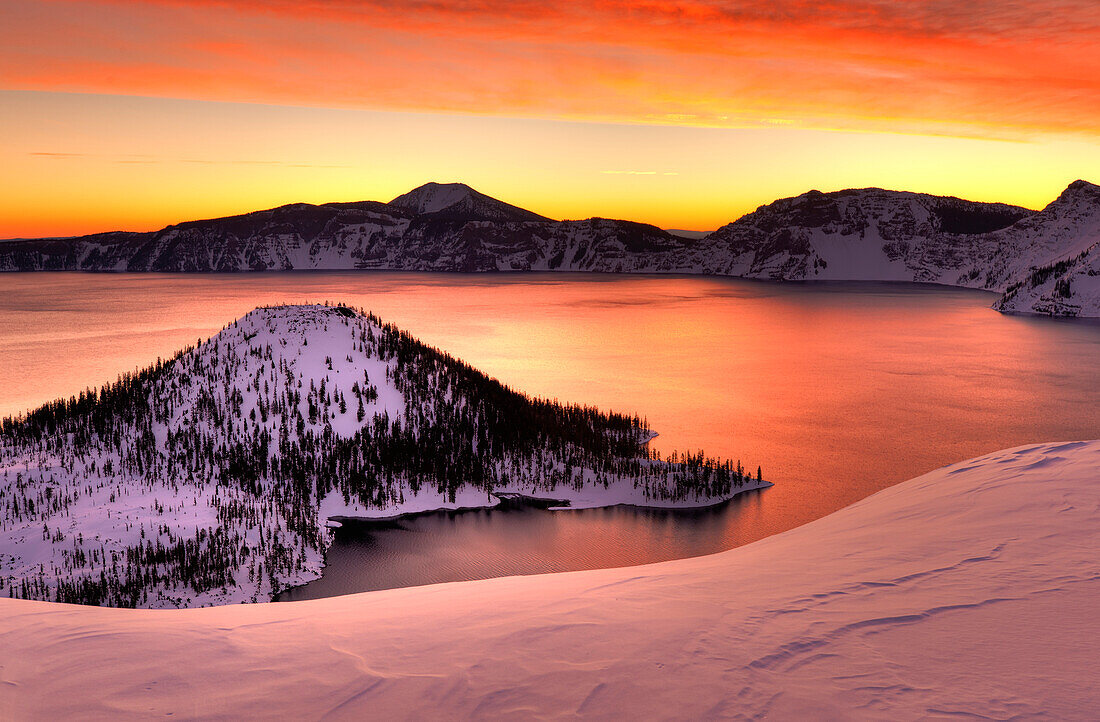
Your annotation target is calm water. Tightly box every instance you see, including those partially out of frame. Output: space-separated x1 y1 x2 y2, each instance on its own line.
2 272 1099 599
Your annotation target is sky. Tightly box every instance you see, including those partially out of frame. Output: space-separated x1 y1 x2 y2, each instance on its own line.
1 0 1098 237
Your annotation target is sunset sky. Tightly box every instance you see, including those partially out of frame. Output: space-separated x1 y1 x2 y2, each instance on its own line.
2 0 1098 238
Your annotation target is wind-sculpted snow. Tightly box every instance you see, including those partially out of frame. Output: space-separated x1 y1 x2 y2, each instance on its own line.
2 440 1097 718
0 305 765 608
2 180 1098 316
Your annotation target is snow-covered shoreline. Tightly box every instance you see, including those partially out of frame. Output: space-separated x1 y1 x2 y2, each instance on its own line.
2 439 1098 718
319 476 774 525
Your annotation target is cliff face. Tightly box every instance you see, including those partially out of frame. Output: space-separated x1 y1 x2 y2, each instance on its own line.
992 182 1100 316
3 181 1098 316
700 188 1035 287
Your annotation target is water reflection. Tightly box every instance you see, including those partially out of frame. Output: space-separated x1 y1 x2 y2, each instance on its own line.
278 489 770 601
2 271 1099 599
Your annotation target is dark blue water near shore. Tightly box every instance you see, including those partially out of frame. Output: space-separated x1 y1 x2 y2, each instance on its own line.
277 490 772 601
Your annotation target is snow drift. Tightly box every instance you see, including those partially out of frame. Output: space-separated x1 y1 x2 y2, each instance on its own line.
1 439 1097 718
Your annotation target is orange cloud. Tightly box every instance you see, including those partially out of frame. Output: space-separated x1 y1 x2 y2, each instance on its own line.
0 0 1097 137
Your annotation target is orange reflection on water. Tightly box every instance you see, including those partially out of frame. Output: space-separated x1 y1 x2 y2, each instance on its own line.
2 271 1099 565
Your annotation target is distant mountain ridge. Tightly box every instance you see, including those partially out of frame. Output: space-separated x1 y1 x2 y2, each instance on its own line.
2 180 1098 317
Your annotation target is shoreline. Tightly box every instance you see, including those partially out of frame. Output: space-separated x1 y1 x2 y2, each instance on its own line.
279 479 774 603
323 478 774 527
5 267 1080 318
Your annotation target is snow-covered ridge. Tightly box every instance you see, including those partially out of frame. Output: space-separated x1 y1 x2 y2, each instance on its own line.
994 182 1100 316
0 304 766 608
1 180 1098 317
995 242 1100 317
2 439 1097 717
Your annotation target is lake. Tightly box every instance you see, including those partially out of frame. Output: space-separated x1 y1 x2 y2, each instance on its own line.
2 271 1098 600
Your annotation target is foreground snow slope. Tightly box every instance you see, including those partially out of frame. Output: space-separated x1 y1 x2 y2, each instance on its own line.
2 439 1098 719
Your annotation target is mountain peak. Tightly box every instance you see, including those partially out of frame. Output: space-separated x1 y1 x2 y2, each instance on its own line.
1058 179 1100 201
389 182 552 222
1035 179 1100 217
389 182 475 214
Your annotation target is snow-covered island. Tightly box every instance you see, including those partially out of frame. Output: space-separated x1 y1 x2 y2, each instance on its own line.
1 439 1096 717
0 304 767 608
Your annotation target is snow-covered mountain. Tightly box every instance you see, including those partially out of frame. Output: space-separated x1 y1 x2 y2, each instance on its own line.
2 180 1098 316
993 181 1100 316
996 244 1100 317
388 181 551 222
0 304 764 608
3 439 1098 717
700 180 1099 316
698 188 1034 286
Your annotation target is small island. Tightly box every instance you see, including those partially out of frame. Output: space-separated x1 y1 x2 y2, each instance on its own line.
0 304 768 608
